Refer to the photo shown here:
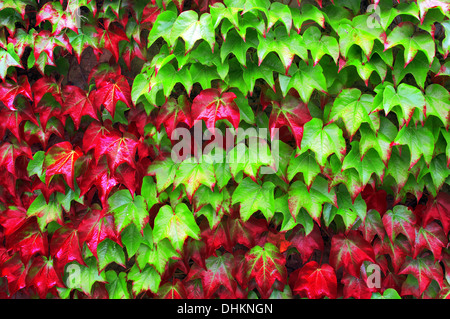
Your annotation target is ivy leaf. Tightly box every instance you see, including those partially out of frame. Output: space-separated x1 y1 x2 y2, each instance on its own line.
127 264 161 296
97 239 126 273
290 261 337 299
94 75 132 119
147 155 180 193
264 94 312 150
328 88 375 140
36 2 78 35
191 88 240 133
413 222 448 260
49 224 85 275
169 10 215 53
359 118 397 165
27 194 63 231
155 95 192 139
0 44 22 80
288 224 324 263
392 123 434 169
287 150 320 187
288 177 336 224
0 75 33 111
77 209 120 259
153 203 200 251
329 231 375 277
382 205 417 245
231 177 275 221
384 22 435 66
245 243 287 299
399 255 444 295
201 253 237 298
105 271 131 299
299 118 346 167
64 257 106 296
62 85 99 130
43 142 83 191
173 155 216 202
422 192 450 235
26 256 64 299
95 24 129 62
108 189 148 233
302 26 339 66
424 84 450 129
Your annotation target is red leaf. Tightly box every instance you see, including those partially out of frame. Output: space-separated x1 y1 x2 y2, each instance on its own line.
26 256 64 298
290 261 337 299
0 76 32 111
33 30 72 66
360 209 385 243
49 223 85 275
200 253 237 298
374 235 411 273
0 206 28 236
413 222 448 260
5 218 48 264
266 95 312 149
30 76 62 108
287 224 323 263
361 185 388 217
191 88 240 133
94 75 132 118
1 252 28 296
422 192 450 235
329 231 375 277
36 2 79 35
43 141 83 190
399 255 444 295
0 100 37 142
62 85 99 130
0 139 32 176
82 120 115 153
95 24 129 62
341 273 373 299
77 209 120 258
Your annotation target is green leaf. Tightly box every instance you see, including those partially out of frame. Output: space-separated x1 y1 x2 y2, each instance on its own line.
107 190 148 233
153 203 200 251
27 150 45 181
169 10 215 53
299 118 346 167
359 118 397 165
371 288 402 299
328 88 375 139
64 257 106 296
128 264 161 296
231 177 275 221
287 150 320 187
393 123 434 169
425 84 450 128
121 223 144 258
147 10 177 48
141 176 159 210
302 26 339 66
136 238 180 274
291 4 325 33
288 177 337 223
105 271 130 299
97 239 126 272
147 155 180 194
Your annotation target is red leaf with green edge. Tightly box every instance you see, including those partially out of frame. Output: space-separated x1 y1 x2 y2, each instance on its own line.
287 224 323 263
290 261 337 299
399 255 444 295
5 218 48 264
157 279 187 299
245 242 287 299
422 192 450 235
62 85 99 130
30 76 62 108
201 253 237 298
156 95 192 139
413 222 448 260
94 75 132 118
0 75 32 111
264 94 312 150
43 141 83 191
382 205 416 245
94 129 139 173
95 24 129 62
1 252 28 296
191 88 240 133
329 230 375 277
0 139 32 176
341 273 373 299
373 235 411 273
26 256 64 298
77 209 120 259
49 223 85 275
0 206 27 236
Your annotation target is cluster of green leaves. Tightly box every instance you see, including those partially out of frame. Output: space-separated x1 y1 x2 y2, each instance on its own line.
0 0 450 299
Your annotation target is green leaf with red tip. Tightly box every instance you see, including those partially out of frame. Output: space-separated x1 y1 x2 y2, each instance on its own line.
231 177 275 221
153 203 200 252
359 118 397 165
127 263 161 296
302 26 339 66
382 205 417 245
97 239 126 273
384 22 435 66
27 193 64 231
288 177 336 224
291 4 325 33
